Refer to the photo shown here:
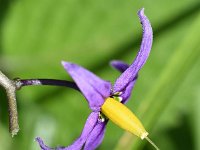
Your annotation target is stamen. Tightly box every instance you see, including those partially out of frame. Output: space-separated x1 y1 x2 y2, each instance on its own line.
98 112 106 122
112 95 123 102
113 92 122 96
101 98 147 138
145 136 160 150
102 98 159 149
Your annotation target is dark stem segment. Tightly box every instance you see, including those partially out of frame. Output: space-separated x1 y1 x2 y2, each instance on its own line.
0 72 80 137
14 79 80 91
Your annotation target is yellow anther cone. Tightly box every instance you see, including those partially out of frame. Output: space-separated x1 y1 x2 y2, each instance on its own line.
101 98 148 139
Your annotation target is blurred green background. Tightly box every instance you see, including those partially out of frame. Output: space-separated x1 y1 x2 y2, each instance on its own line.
0 0 200 150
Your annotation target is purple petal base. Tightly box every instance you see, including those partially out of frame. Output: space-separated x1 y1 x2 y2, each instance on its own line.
62 62 112 111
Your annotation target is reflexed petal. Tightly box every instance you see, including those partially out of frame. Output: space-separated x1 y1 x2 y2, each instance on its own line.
36 112 99 150
110 60 138 103
84 121 107 150
62 62 112 111
121 76 137 104
110 60 129 73
113 8 153 93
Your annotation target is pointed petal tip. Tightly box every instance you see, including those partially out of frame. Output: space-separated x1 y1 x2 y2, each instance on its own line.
35 137 39 141
35 137 43 144
110 60 126 67
61 61 71 67
61 60 66 66
113 8 152 93
110 60 119 66
110 60 122 68
61 61 77 71
35 137 43 146
35 137 52 150
138 8 145 16
110 60 130 73
138 8 147 22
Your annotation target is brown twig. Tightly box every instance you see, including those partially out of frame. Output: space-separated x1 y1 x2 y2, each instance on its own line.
0 71 19 137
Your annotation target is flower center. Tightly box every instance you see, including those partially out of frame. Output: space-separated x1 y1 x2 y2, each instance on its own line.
101 97 148 139
111 92 123 102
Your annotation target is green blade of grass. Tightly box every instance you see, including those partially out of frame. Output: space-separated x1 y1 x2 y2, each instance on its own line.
193 86 200 150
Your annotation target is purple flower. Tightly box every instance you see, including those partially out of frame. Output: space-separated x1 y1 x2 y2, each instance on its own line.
36 8 153 150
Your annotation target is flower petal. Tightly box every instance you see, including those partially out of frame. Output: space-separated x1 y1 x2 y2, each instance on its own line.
110 60 138 102
113 8 153 93
110 60 129 73
84 121 107 150
121 77 137 104
36 112 99 150
62 62 112 111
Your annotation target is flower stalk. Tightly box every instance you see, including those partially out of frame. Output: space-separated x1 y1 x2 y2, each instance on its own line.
0 72 79 137
14 78 79 91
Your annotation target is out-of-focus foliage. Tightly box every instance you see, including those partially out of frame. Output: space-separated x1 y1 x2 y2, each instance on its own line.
0 0 200 150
